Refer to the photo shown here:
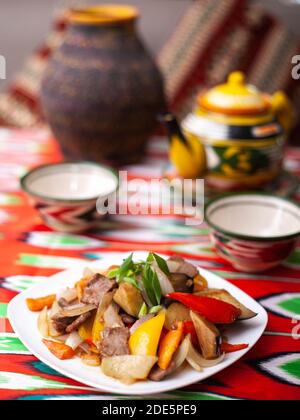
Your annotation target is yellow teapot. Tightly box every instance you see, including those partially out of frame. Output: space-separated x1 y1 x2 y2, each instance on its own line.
163 72 294 190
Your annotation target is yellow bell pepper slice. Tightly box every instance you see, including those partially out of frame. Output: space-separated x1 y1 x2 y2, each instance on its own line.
92 317 105 346
78 315 95 341
129 311 166 357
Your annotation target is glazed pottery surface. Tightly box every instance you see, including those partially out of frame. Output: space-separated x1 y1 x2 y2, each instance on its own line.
21 162 119 233
41 5 165 164
205 193 300 273
182 72 293 191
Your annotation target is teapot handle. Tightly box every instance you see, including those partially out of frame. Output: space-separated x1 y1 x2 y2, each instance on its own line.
271 91 295 135
159 113 207 179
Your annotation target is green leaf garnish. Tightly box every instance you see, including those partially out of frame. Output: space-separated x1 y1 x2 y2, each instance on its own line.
142 264 162 306
107 268 119 279
151 269 162 305
152 253 170 276
118 253 134 281
142 265 157 306
138 303 148 318
146 253 155 264
121 276 141 291
108 253 168 304
108 254 141 290
149 305 162 314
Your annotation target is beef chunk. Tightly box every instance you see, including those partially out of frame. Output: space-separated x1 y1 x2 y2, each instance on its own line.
82 274 117 306
58 298 69 308
65 311 93 334
167 256 198 278
52 317 75 334
99 327 130 358
149 361 176 381
169 273 193 293
52 312 93 334
120 314 136 325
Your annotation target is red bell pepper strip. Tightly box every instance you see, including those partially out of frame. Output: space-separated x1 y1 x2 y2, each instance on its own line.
167 293 241 324
221 342 249 354
85 337 94 347
182 321 196 335
182 321 198 347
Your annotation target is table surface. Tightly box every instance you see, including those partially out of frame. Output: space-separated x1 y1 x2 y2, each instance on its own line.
0 128 299 401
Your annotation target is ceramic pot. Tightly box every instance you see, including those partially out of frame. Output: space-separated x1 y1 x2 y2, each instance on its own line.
205 193 300 273
182 72 294 191
41 5 165 164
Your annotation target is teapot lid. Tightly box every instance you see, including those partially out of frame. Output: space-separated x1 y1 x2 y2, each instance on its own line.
199 72 271 115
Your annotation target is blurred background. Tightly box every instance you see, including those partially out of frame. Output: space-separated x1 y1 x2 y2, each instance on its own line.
1 0 300 92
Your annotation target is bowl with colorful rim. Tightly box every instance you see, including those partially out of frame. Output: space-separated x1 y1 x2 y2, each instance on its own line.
205 192 300 273
21 161 119 233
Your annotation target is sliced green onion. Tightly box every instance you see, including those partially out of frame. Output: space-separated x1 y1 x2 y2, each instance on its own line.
138 303 148 318
149 305 163 315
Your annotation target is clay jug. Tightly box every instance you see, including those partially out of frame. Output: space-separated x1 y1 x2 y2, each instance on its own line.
41 5 165 164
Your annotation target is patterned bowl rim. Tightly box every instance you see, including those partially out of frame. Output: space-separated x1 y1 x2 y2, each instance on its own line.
20 161 119 204
205 192 300 242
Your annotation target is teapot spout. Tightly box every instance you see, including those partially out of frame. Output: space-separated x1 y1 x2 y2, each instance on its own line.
271 91 295 136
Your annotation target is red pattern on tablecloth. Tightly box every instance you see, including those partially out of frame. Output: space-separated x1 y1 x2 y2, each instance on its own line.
0 129 299 400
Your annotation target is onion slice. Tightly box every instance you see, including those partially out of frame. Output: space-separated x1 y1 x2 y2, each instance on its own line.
172 334 190 371
65 331 84 350
94 291 115 322
37 307 49 337
186 336 225 369
152 262 174 296
49 300 61 319
58 288 78 304
104 303 124 328
56 303 96 318
83 267 95 278
78 342 90 354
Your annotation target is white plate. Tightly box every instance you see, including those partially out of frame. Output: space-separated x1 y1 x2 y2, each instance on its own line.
8 252 268 396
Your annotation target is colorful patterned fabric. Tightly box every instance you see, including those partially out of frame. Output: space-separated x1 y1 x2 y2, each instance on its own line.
0 14 67 127
1 0 300 143
0 128 299 400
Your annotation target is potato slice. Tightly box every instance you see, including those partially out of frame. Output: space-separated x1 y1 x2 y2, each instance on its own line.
81 353 101 367
101 355 157 384
113 283 144 318
190 311 221 360
195 289 257 320
165 303 191 330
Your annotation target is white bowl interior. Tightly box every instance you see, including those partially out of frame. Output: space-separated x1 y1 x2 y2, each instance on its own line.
207 194 300 239
24 163 118 201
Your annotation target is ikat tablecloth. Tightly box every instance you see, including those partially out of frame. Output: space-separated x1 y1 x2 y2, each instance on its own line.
0 128 299 400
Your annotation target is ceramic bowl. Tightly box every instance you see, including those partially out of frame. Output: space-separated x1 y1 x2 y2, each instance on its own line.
21 162 119 233
205 193 300 273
